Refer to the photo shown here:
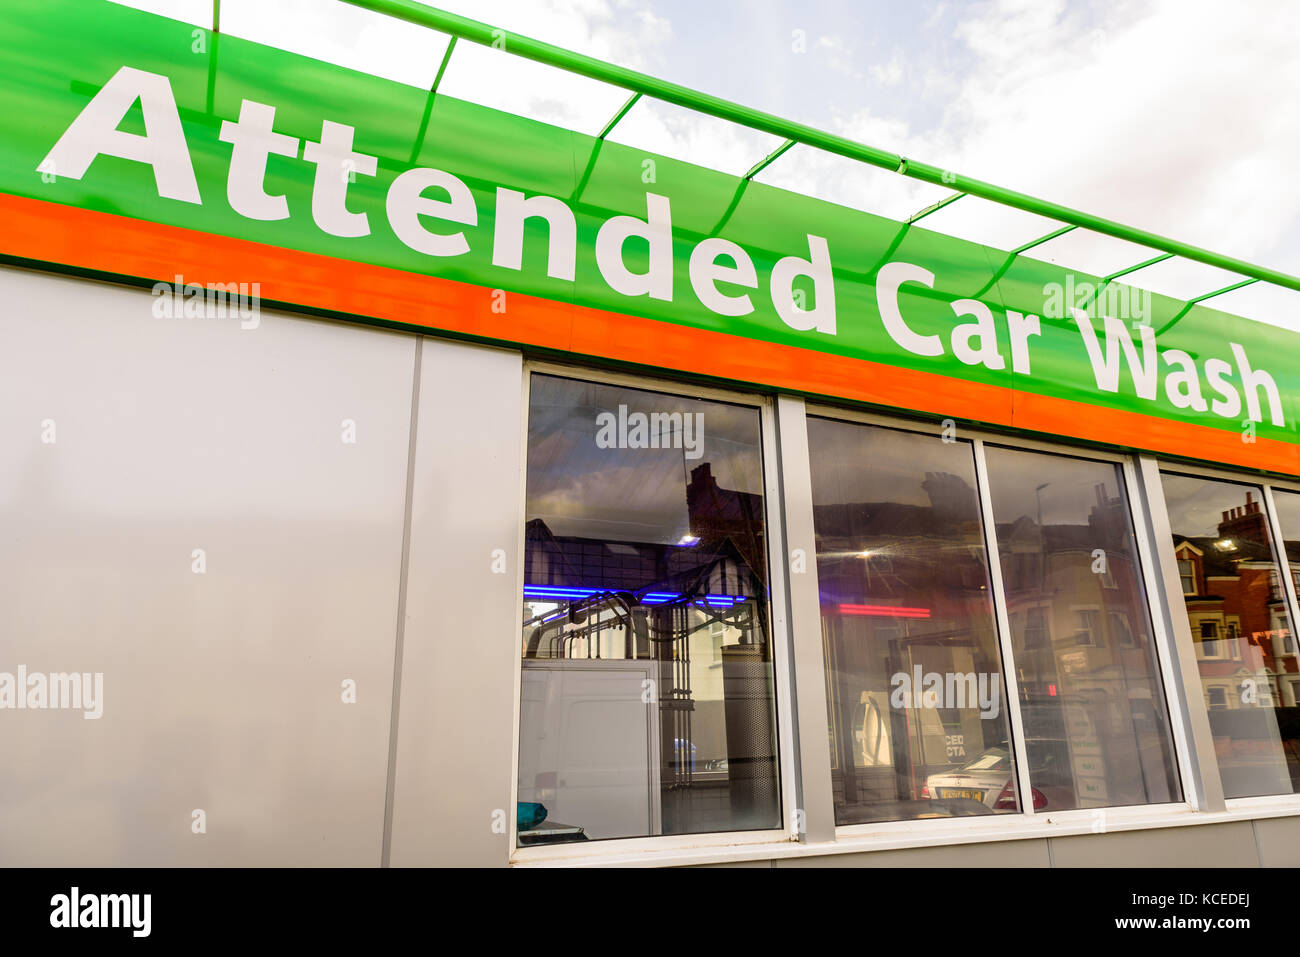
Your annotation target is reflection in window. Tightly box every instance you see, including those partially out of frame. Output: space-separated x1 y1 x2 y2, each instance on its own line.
807 419 1017 824
1161 474 1298 797
1187 482 1300 798
986 447 1181 810
516 375 780 845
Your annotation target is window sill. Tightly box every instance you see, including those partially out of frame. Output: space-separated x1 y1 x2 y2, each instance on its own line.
509 799 1300 867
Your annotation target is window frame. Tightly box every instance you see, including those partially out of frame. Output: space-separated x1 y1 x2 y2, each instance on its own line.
1153 460 1300 814
508 361 798 863
801 404 1194 837
503 371 1300 866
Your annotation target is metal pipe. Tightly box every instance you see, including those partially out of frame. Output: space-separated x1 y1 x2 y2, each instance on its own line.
343 0 1300 295
1156 276 1260 334
597 92 640 141
409 36 456 163
907 191 964 224
970 224 1080 299
743 138 796 181
1104 251 1175 283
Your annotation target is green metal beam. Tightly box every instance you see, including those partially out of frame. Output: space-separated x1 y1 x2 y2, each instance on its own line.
1187 276 1259 304
1104 251 1174 283
1080 251 1177 312
410 35 457 163
743 138 796 182
907 191 965 225
430 34 457 92
597 92 640 141
1157 277 1261 335
569 93 641 206
970 225 1078 300
342 0 1300 296
703 140 799 235
1012 224 1077 254
205 0 222 116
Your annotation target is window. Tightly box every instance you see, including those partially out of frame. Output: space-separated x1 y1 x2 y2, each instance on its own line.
1024 605 1051 651
516 374 780 844
1200 620 1222 658
987 446 1181 811
1073 608 1102 647
1160 474 1300 798
1110 611 1135 647
1178 558 1196 595
807 419 1017 824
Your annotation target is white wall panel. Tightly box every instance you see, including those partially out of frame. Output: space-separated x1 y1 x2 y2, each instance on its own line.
387 339 524 867
0 267 414 865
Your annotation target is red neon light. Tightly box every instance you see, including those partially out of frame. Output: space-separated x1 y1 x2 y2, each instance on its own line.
1048 684 1057 696
838 604 931 619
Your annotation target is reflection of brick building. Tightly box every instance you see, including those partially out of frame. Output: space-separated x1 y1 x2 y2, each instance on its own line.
522 461 777 834
997 482 1176 808
1172 491 1299 710
525 462 764 601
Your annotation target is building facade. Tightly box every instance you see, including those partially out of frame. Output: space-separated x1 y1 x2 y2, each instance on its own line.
3 0 1300 867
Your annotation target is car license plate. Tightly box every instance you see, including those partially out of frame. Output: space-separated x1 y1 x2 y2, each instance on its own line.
938 788 983 801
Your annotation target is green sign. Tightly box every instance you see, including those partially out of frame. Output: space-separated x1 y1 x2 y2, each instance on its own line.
1 0 1296 449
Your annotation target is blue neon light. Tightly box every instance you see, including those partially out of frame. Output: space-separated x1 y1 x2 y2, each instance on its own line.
523 585 746 607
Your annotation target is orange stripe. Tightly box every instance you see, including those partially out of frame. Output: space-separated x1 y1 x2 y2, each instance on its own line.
3 192 1295 477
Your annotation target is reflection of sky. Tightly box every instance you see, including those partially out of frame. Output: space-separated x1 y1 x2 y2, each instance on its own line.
985 445 1122 528
526 374 763 543
1273 489 1300 549
806 417 978 507
1161 472 1264 540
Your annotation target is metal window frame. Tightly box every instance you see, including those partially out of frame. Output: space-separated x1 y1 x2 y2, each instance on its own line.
973 438 1038 819
500 372 1300 864
801 403 1198 836
772 395 837 843
1148 458 1300 812
1127 456 1220 811
508 359 797 863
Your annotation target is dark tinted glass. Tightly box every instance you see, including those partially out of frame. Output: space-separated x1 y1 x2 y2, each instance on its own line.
517 374 780 843
986 446 1180 810
1162 473 1299 798
808 418 1017 824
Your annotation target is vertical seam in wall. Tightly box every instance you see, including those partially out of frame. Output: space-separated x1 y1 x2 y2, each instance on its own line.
1251 818 1262 867
1046 837 1055 868
381 336 423 868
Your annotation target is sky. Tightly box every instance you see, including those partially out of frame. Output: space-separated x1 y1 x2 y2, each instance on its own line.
111 0 1300 330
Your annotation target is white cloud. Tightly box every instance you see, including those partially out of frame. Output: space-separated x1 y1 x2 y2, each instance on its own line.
917 0 1300 313
869 52 904 87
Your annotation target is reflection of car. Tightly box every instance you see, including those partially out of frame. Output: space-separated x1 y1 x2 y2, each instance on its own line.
921 746 1049 813
838 797 994 825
